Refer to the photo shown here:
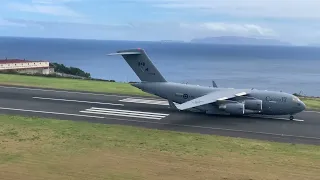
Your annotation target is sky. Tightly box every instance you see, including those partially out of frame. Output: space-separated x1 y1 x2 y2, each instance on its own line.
1 0 320 45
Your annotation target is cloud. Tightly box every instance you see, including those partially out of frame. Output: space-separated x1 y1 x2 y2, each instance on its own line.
3 18 276 41
180 22 275 37
0 18 27 27
4 18 132 31
31 0 82 4
1 0 319 44
145 0 320 19
7 0 82 17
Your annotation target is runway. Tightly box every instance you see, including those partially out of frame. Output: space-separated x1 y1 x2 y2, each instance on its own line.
0 85 319 145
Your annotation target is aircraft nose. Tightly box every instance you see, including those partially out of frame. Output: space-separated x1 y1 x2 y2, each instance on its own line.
300 101 306 111
297 100 306 112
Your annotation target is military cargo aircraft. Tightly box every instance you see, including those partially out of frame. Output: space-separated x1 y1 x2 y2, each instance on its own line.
108 48 306 120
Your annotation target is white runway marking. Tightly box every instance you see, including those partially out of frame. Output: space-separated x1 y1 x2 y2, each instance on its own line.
0 106 319 141
304 110 320 114
119 97 169 105
80 107 169 120
0 107 105 119
32 97 124 106
0 85 132 98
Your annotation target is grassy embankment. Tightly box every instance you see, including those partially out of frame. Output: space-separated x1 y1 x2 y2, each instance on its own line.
0 73 319 179
0 114 319 180
0 73 147 96
0 73 319 110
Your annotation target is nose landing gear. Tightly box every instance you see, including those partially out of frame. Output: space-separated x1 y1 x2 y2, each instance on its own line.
289 115 294 120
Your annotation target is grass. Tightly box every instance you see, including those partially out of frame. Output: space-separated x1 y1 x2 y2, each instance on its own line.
0 73 149 96
301 97 320 111
1 73 320 111
0 114 319 180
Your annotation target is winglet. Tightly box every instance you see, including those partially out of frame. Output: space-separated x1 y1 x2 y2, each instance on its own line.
175 103 185 110
212 80 218 88
168 100 178 109
175 99 206 110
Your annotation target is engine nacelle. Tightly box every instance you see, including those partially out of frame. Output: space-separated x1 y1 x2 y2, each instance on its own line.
219 103 244 115
243 99 262 111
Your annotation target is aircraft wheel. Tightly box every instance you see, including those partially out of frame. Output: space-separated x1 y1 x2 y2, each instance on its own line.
289 115 294 120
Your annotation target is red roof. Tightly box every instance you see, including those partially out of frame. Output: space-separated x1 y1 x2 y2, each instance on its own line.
0 59 48 64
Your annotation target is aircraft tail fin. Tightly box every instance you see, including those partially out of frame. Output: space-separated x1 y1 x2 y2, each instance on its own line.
108 48 166 82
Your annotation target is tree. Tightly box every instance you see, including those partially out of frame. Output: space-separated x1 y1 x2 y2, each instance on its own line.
50 63 91 78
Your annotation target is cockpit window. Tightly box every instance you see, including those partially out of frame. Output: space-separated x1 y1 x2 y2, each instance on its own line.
292 96 300 102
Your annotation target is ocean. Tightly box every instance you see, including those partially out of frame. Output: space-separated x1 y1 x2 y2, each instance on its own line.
0 36 320 96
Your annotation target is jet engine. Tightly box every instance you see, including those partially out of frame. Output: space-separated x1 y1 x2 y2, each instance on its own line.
219 103 244 115
243 99 262 111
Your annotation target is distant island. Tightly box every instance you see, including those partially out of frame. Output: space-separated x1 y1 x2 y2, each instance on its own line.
190 36 292 46
160 40 186 43
308 43 320 47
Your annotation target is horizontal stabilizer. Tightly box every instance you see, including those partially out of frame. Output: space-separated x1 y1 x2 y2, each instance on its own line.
108 51 141 56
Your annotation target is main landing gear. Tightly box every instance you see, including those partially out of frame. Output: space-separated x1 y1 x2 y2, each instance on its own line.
289 115 294 121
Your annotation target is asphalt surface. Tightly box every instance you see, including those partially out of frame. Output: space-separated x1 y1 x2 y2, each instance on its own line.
0 85 319 145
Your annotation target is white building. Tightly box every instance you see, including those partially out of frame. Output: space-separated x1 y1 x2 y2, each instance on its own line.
0 59 54 75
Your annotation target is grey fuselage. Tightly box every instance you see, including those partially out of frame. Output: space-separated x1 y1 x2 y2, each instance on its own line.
132 82 306 116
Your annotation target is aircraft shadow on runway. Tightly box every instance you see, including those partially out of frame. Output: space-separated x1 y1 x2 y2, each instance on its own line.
165 110 298 126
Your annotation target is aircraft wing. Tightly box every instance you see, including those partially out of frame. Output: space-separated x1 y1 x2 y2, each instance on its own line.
175 89 248 110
